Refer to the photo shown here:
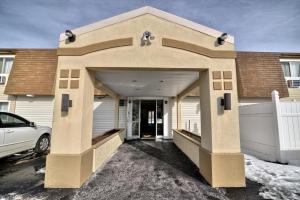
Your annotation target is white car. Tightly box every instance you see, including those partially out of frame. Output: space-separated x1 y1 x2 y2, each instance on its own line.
0 112 51 158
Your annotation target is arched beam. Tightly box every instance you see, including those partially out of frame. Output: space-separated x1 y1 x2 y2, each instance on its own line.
162 38 236 59
57 38 133 56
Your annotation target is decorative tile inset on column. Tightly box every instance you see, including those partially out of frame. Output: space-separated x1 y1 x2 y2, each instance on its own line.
59 69 81 89
224 81 233 90
212 71 222 79
223 71 232 79
70 80 80 89
59 80 68 89
213 82 222 90
71 70 80 78
60 69 69 78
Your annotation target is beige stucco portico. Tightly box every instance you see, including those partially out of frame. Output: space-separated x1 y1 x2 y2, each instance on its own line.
44 6 245 188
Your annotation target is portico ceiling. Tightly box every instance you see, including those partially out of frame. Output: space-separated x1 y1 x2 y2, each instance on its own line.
95 70 199 97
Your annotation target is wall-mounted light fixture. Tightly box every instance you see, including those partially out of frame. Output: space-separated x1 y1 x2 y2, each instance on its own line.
217 33 228 45
141 31 154 46
221 93 231 110
61 94 72 113
65 30 76 43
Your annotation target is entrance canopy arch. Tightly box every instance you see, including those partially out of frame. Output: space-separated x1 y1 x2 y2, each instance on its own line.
45 6 245 188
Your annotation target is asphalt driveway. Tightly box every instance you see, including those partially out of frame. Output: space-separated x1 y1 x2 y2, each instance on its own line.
0 140 263 200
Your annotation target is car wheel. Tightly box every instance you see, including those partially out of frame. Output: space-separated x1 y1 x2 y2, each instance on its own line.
35 135 50 154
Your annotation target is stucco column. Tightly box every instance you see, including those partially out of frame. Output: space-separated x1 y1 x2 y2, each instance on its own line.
45 68 95 188
199 69 245 187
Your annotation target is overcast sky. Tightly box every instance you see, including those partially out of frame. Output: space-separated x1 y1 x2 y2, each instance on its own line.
1 0 299 52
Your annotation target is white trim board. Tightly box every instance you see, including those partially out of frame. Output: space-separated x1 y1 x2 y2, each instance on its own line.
0 55 15 58
280 59 300 62
59 6 234 43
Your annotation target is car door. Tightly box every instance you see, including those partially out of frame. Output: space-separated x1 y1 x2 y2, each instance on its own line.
0 127 5 158
0 113 35 156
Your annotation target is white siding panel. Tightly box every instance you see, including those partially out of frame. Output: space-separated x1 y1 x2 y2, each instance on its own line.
167 97 201 137
119 101 127 129
15 96 54 127
93 97 115 135
168 98 177 137
182 97 201 135
93 97 127 136
239 98 271 106
15 96 126 136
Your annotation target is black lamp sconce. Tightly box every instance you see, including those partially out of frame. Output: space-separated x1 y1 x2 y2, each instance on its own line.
65 30 76 43
221 93 231 110
217 33 228 45
61 94 72 113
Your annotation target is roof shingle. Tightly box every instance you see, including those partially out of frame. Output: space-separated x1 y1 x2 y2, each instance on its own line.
4 49 58 96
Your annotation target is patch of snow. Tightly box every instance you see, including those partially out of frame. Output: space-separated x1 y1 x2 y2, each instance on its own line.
289 160 300 167
245 154 300 200
36 167 45 174
0 192 46 200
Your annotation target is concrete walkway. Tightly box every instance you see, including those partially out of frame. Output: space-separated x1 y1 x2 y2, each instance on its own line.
0 140 262 200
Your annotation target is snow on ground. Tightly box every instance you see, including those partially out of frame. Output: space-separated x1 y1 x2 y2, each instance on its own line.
35 167 45 174
245 154 300 200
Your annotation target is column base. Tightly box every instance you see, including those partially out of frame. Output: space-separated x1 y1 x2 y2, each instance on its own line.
199 147 246 187
44 148 93 188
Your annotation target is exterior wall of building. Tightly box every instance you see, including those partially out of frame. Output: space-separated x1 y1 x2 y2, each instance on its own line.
239 98 271 106
0 85 15 113
92 96 200 138
0 55 16 113
286 88 300 100
15 96 54 127
57 14 234 72
168 98 177 138
236 52 289 98
181 97 201 135
93 97 126 136
59 14 234 51
93 97 115 135
11 96 201 138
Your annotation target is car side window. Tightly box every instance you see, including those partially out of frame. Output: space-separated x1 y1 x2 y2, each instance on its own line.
0 113 28 128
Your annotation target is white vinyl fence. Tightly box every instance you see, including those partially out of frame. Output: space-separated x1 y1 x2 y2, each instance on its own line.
239 91 300 164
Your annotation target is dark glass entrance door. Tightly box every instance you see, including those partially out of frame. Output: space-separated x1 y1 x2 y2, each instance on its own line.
140 100 156 138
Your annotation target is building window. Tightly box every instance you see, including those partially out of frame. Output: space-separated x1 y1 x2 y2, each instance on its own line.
280 60 300 88
0 56 14 85
281 62 291 77
148 111 154 124
0 102 9 112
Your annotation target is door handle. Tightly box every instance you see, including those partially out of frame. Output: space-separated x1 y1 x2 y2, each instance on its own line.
6 130 14 133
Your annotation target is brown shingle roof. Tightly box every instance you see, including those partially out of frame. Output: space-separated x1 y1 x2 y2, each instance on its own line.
4 49 58 96
236 52 289 98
